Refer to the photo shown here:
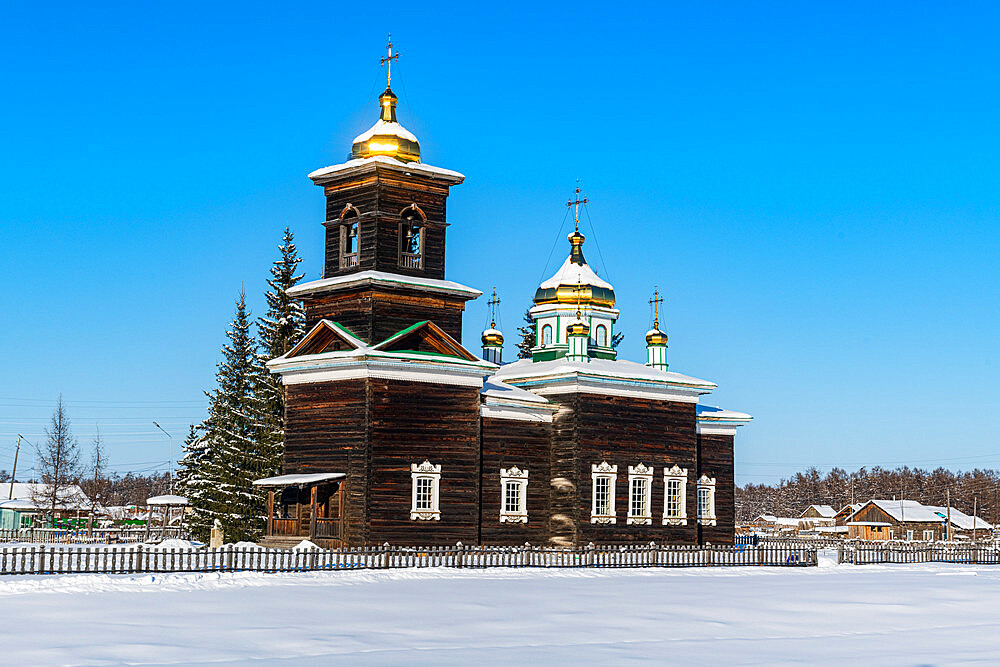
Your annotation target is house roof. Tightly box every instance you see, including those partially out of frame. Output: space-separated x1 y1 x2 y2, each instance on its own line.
0 483 91 510
865 499 994 530
801 504 837 518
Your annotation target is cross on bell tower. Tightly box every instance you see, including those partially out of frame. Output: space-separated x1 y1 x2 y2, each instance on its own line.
650 287 664 330
482 287 504 364
380 34 400 88
487 288 501 330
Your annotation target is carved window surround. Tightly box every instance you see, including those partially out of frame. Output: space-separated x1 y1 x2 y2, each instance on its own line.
410 460 441 521
499 467 528 523
663 465 689 526
697 474 717 526
627 463 653 525
590 461 617 524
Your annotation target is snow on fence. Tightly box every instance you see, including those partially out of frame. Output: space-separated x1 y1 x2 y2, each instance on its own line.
0 527 188 545
840 543 1000 565
0 542 817 576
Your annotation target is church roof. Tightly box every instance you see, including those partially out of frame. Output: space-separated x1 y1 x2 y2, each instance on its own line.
493 357 715 402
288 270 481 301
308 155 465 184
350 87 421 163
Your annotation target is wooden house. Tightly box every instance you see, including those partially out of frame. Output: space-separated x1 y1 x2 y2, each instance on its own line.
800 505 837 520
847 500 994 541
258 52 752 548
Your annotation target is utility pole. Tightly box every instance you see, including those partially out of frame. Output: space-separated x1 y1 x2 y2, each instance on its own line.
973 496 978 543
152 422 174 495
947 489 952 542
8 435 20 499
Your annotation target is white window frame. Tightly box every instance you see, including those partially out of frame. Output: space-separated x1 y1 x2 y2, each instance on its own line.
541 324 553 346
410 460 441 521
499 467 528 523
905 529 914 541
662 465 688 526
923 529 935 542
696 474 717 526
627 463 653 525
590 462 617 524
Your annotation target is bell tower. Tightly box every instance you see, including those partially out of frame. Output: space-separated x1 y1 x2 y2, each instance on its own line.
289 38 479 344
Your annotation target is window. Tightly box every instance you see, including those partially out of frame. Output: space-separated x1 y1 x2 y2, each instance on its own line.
399 207 424 269
340 207 360 269
627 463 653 525
541 324 553 346
595 324 607 347
923 530 934 542
696 475 717 526
410 460 441 520
905 529 914 541
499 467 528 523
662 465 688 526
590 462 617 524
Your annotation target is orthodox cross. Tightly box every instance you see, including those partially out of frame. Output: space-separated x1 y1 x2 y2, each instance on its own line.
487 288 501 329
567 179 588 233
650 287 664 329
381 34 400 87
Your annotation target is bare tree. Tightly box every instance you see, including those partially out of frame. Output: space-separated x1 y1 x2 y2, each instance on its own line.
33 395 81 517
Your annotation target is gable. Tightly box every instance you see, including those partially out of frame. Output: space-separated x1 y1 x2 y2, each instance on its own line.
853 503 894 524
373 320 479 362
286 320 365 358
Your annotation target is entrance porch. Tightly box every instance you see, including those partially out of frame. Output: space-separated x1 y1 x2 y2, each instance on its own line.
253 473 346 549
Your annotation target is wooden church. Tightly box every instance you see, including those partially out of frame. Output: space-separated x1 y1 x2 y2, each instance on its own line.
255 44 751 548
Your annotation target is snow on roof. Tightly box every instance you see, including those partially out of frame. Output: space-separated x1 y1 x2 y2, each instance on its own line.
0 499 39 511
539 254 614 292
253 473 346 487
482 378 550 404
1 482 90 509
800 505 838 518
146 495 189 506
696 405 753 423
493 357 716 391
308 155 465 183
867 499 994 530
287 271 482 300
352 119 418 145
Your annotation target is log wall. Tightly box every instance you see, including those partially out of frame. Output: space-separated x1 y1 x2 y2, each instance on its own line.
366 379 482 546
548 393 701 546
480 416 552 545
697 433 735 545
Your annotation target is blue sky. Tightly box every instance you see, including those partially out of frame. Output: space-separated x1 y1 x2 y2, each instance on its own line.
1 2 998 484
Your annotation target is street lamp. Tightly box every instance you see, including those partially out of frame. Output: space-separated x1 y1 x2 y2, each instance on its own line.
152 422 173 495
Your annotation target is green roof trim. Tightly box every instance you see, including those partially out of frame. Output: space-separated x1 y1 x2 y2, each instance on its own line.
375 320 431 348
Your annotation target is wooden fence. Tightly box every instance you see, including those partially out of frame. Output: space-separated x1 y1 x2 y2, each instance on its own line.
0 542 817 576
0 527 188 545
841 543 1000 565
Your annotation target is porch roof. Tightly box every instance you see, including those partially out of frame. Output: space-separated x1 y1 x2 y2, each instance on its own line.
253 473 345 488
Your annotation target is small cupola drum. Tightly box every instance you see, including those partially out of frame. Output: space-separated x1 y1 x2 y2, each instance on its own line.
482 289 504 364
645 288 668 370
566 309 590 363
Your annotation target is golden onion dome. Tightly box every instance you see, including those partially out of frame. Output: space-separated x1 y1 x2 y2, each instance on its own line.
645 326 669 346
482 328 504 347
533 231 616 308
351 87 421 162
566 312 590 337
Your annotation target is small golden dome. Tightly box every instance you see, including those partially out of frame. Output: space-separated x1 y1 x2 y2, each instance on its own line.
645 328 669 346
351 88 421 162
567 312 590 337
482 328 504 346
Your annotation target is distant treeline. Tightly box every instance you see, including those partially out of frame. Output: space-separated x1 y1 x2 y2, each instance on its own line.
737 467 1000 523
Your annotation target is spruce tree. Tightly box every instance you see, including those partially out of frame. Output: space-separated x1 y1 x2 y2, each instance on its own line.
192 292 270 543
176 424 214 538
516 307 536 359
256 226 305 476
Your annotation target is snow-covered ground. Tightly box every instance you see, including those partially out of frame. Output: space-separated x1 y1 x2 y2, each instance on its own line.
1 556 999 665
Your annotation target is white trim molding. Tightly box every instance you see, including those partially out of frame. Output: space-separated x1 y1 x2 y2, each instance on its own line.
697 474 717 526
410 460 442 521
499 467 529 523
662 465 689 526
627 463 653 525
590 462 618 525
